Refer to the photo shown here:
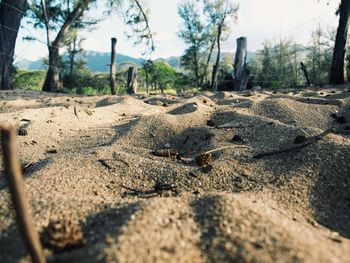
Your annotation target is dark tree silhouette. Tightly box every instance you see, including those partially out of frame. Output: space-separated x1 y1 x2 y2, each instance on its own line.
329 0 350 84
0 0 27 90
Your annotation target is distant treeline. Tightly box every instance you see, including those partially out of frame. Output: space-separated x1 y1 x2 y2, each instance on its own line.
13 25 346 94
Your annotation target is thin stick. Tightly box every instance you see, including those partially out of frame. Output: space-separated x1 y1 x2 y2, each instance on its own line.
73 106 79 119
204 145 250 155
253 129 333 159
215 124 256 129
98 159 113 170
0 125 46 263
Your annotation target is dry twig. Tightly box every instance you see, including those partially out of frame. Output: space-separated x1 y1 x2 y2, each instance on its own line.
253 129 333 159
195 145 250 168
73 106 79 119
121 182 177 198
0 125 46 263
203 145 250 155
215 123 256 129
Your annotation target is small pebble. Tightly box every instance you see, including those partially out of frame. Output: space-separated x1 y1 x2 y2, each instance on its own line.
207 120 215 127
231 134 245 143
294 135 308 144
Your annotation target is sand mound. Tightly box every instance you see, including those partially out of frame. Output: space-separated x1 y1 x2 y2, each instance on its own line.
0 88 350 262
250 98 337 129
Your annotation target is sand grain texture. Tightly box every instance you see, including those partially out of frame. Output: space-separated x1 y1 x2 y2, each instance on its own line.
0 89 349 262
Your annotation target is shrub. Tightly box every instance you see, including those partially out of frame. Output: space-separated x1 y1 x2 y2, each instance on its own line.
13 70 46 90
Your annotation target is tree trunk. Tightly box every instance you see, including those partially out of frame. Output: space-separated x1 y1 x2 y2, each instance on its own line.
110 37 117 95
193 47 199 89
0 0 27 90
300 62 311 86
127 67 137 95
200 38 216 88
69 34 77 77
234 37 251 91
329 0 350 85
212 23 223 91
41 0 91 92
42 46 61 92
145 71 149 94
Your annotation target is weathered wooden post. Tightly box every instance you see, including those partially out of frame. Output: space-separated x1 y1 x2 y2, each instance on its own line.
127 67 137 95
110 37 117 95
300 62 312 87
234 37 251 91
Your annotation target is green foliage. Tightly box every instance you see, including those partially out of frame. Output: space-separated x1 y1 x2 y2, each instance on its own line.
178 1 209 88
250 27 333 89
13 69 106 94
306 26 333 84
26 1 99 33
25 0 153 92
14 66 191 95
151 62 176 90
13 70 46 90
178 0 238 89
63 72 109 94
174 72 192 90
138 61 188 93
122 0 154 54
61 29 90 91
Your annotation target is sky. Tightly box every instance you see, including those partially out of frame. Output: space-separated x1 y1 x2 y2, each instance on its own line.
14 0 339 62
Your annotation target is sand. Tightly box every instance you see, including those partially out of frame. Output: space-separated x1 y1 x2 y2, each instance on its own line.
0 88 349 262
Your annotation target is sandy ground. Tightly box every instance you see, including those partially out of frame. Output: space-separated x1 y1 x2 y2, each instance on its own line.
0 88 349 262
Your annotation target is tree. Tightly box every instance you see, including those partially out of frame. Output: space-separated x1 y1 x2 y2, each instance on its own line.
0 0 27 90
329 0 350 84
306 26 332 85
250 41 278 88
250 40 305 89
139 61 176 93
346 37 350 81
63 29 88 76
61 29 90 91
202 0 238 91
142 59 153 93
27 0 96 92
121 0 155 54
150 61 176 93
178 0 239 90
27 0 153 92
178 1 208 88
63 27 89 77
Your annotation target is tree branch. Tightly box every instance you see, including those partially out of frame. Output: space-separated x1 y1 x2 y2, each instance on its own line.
52 0 91 48
40 0 52 46
252 129 333 159
133 0 155 52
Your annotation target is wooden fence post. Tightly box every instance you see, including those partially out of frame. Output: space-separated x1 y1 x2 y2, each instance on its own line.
234 37 251 91
110 38 117 95
127 67 137 95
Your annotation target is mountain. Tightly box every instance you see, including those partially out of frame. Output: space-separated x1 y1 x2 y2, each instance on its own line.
155 56 181 68
15 50 256 72
85 51 143 72
15 51 145 72
15 59 45 70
